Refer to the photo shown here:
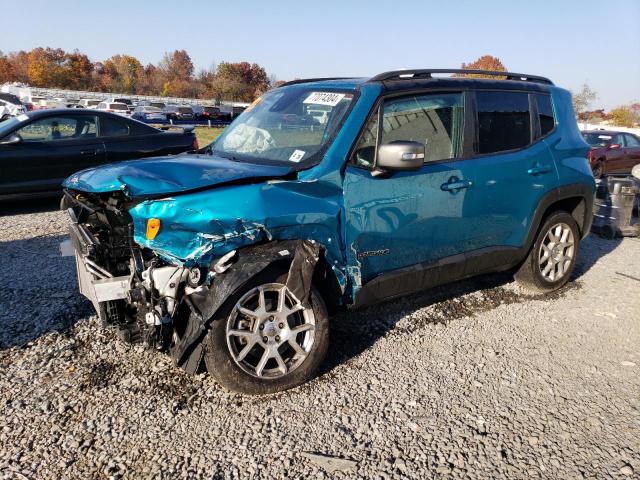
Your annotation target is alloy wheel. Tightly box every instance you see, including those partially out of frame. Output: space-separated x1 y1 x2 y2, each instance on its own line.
225 283 316 379
538 223 575 282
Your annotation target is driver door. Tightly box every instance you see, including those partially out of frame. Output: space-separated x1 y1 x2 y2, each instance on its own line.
343 91 476 294
0 114 105 195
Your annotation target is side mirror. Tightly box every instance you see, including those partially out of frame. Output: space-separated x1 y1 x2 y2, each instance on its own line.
0 134 21 145
608 143 621 150
376 141 425 171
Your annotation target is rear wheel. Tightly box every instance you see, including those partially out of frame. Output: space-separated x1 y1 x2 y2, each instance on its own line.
593 160 605 179
204 269 329 394
515 211 580 292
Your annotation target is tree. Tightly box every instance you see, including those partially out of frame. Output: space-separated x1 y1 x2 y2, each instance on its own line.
571 83 597 118
457 55 507 78
64 51 93 90
609 106 635 127
27 47 68 87
159 50 194 81
0 52 15 83
207 61 270 102
101 55 143 93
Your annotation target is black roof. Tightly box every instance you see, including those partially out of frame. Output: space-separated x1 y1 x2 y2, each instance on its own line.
379 76 552 94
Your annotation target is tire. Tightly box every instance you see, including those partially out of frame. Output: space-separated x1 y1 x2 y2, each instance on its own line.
593 160 605 179
0 115 9 122
204 267 330 394
515 211 580 293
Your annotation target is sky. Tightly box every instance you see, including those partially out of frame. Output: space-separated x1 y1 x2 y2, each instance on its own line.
2 0 639 109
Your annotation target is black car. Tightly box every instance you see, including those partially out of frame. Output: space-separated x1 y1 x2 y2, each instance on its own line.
0 109 198 199
164 105 195 120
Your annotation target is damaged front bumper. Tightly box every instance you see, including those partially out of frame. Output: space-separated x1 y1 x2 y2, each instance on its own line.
69 220 131 314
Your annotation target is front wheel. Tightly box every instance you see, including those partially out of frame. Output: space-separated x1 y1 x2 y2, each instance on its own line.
204 269 329 394
515 211 580 292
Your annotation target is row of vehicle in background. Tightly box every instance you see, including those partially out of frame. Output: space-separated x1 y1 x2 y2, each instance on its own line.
0 91 247 124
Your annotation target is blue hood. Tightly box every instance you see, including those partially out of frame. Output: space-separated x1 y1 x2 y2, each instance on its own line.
63 154 294 198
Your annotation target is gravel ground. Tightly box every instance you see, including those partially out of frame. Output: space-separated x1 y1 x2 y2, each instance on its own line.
1 202 639 479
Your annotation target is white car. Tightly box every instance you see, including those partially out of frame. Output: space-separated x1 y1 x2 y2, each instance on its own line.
0 98 27 121
95 102 131 116
78 99 102 109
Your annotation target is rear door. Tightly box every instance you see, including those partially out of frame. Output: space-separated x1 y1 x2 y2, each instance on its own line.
99 114 185 161
623 133 640 172
0 114 105 195
465 90 558 251
607 134 627 173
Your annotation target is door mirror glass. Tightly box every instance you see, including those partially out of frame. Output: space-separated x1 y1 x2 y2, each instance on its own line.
609 143 621 150
377 141 425 170
0 133 21 145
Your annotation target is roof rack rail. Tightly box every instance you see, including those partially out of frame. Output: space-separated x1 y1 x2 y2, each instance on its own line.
278 77 355 87
368 69 553 85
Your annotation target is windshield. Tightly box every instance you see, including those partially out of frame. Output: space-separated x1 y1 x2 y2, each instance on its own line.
212 87 354 164
582 132 612 147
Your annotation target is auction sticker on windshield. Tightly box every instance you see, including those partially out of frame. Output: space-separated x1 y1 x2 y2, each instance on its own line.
289 149 306 162
17 114 29 122
303 92 345 107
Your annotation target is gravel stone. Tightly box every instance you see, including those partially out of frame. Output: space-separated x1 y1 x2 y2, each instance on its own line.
1 202 639 479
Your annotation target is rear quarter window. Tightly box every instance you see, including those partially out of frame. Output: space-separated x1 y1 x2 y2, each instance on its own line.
534 93 555 137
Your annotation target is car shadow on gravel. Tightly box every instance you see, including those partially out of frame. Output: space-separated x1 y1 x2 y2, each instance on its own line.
0 196 61 216
320 267 584 378
571 233 623 280
0 233 94 349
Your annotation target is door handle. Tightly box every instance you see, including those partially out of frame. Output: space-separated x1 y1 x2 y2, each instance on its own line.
440 179 473 191
527 165 551 175
80 149 97 156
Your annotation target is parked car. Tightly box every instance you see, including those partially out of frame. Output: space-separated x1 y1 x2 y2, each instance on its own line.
582 130 640 178
192 105 222 120
164 105 195 120
62 69 595 394
0 109 198 198
0 94 27 121
95 102 130 116
132 106 167 122
78 99 102 109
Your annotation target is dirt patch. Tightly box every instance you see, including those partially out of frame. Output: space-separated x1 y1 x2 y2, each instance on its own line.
81 359 116 390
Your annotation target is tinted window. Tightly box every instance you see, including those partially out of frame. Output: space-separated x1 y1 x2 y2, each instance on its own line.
16 116 97 142
612 134 625 147
624 134 640 147
101 116 129 137
476 91 531 154
534 93 555 136
582 132 612 147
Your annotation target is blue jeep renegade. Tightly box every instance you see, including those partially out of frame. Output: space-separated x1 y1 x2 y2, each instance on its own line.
64 69 595 394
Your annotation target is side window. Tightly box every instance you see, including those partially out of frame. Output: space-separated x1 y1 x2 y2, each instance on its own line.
16 116 96 142
353 107 379 168
476 91 531 154
100 116 130 137
534 93 555 137
381 93 464 163
624 134 640 147
612 134 625 147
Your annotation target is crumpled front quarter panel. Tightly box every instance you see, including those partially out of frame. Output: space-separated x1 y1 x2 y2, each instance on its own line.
129 179 345 268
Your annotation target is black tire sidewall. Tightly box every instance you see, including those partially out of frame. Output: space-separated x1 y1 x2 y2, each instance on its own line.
529 212 580 290
204 268 330 395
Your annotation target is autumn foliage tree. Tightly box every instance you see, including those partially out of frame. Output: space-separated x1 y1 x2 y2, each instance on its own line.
0 47 276 102
456 55 507 78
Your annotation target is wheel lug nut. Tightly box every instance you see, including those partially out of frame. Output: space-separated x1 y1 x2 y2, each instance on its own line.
275 335 280 342
278 323 284 329
262 336 268 342
259 324 264 330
